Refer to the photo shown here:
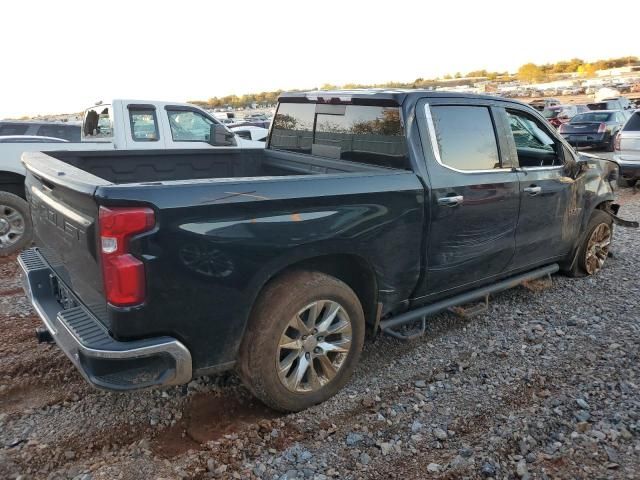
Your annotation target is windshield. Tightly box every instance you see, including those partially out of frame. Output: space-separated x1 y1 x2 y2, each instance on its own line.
571 112 612 123
542 109 560 119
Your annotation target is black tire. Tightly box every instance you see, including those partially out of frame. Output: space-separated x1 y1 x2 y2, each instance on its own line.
0 191 32 257
571 210 613 277
617 177 638 188
238 270 365 412
606 135 616 152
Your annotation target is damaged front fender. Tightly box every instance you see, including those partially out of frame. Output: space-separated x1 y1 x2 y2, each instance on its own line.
603 203 639 228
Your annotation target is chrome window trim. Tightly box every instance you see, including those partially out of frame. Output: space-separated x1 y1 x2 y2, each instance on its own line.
424 104 511 174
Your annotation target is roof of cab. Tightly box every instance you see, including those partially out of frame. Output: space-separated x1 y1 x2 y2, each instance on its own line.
278 89 524 106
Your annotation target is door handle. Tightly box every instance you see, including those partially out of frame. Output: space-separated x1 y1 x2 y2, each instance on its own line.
524 186 542 196
437 195 464 207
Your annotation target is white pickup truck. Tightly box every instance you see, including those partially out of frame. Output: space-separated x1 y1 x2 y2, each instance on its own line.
0 99 263 255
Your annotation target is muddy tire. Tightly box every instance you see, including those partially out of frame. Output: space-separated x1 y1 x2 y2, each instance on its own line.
238 270 365 412
0 191 32 257
570 210 613 277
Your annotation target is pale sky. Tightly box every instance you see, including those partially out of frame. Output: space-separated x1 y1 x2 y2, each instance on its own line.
1 0 637 118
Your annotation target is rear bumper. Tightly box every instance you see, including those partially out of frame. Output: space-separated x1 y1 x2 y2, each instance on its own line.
19 248 192 391
562 132 610 148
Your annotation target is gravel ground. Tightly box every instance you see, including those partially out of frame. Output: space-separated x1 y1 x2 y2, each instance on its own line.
1 187 639 480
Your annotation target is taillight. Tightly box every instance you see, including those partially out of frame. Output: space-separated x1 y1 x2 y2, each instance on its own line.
597 123 606 133
614 133 621 151
98 206 155 307
558 124 566 133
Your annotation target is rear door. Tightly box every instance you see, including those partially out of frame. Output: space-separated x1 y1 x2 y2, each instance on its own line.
498 106 578 268
414 98 520 297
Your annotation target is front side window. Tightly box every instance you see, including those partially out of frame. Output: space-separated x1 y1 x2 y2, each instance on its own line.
167 109 215 142
83 106 113 140
129 108 159 141
428 105 501 171
506 109 561 168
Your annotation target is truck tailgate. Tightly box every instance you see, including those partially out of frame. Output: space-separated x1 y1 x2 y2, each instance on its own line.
23 152 109 322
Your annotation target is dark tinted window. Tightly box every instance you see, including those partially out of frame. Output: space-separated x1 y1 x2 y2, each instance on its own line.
314 106 407 167
129 109 159 141
270 103 315 153
623 112 640 131
429 105 501 171
0 123 29 135
270 103 408 169
36 125 80 142
571 112 613 123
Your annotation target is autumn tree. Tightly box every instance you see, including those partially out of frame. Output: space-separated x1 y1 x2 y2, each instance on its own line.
517 63 545 83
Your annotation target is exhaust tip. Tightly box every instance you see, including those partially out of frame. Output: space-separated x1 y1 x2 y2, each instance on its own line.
35 327 53 343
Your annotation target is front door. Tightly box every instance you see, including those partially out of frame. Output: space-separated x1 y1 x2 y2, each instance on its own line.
500 106 578 269
415 100 520 298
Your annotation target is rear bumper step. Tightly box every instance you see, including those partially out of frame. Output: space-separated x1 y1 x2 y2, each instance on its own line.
19 248 192 391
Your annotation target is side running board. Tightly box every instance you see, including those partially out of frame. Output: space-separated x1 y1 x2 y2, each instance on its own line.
381 264 559 340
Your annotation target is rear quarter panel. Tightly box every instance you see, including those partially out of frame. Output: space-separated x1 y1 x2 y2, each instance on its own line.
97 172 425 372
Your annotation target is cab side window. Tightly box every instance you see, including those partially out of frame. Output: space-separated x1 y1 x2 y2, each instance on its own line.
129 108 159 141
428 105 501 171
166 109 216 142
506 109 562 168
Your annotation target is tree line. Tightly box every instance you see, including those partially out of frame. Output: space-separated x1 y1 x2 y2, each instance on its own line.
189 56 638 109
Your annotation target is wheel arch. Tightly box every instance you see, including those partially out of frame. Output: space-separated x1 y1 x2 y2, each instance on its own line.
0 171 26 199
249 253 379 333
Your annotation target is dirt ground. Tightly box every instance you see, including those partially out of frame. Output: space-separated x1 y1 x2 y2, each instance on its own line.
1 187 639 480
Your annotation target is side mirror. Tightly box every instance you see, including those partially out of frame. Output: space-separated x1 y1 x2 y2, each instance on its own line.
208 124 237 147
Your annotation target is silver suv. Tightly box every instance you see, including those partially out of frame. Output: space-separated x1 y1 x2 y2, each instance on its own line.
614 110 640 187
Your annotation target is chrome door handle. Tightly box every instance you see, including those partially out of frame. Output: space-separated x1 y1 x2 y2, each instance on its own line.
437 195 464 207
524 186 542 196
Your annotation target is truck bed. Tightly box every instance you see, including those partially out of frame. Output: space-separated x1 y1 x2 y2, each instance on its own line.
43 148 385 184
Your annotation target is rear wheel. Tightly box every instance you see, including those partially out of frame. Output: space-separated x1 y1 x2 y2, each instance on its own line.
0 191 32 256
238 270 365 412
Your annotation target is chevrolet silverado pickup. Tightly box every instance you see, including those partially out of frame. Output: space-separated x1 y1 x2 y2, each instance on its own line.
0 99 261 256
19 90 637 412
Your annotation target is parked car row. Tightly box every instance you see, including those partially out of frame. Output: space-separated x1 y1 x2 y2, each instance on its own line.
614 109 640 186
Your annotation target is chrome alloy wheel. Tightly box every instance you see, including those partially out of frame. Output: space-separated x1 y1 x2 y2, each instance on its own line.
0 204 25 249
277 300 352 393
585 223 611 275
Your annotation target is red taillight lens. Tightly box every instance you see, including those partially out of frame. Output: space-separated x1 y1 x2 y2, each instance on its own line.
98 206 155 307
597 123 606 133
614 133 621 151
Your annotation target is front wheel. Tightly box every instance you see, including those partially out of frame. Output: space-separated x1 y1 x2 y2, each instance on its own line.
0 191 32 257
576 210 613 276
238 270 365 412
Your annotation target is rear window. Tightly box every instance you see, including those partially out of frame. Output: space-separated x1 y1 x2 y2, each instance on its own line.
83 105 113 140
0 123 29 135
270 103 408 169
571 112 613 123
129 108 159 141
623 112 640 131
36 124 80 142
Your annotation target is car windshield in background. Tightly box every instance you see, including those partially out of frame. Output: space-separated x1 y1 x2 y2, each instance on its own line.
270 103 408 169
571 112 613 123
0 124 29 135
542 109 561 119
